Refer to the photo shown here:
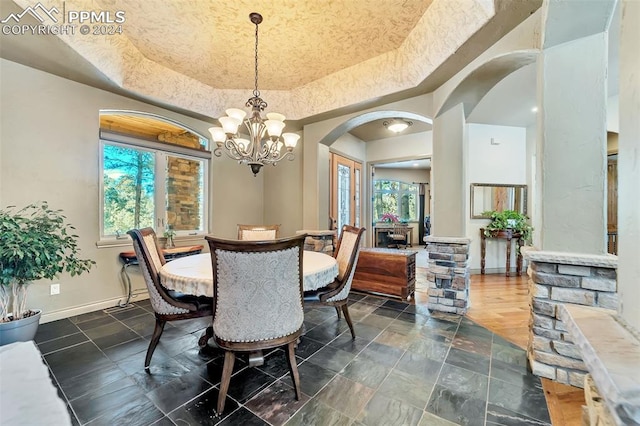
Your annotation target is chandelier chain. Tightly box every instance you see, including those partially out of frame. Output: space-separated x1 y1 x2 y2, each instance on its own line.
253 20 260 98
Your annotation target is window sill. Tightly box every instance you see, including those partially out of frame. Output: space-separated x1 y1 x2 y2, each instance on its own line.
96 234 207 249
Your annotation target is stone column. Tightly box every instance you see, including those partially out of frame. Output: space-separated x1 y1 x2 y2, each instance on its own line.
425 236 470 315
296 230 336 255
524 248 618 388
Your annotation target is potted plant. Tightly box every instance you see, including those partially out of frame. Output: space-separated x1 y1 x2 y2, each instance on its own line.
482 209 533 244
0 202 95 345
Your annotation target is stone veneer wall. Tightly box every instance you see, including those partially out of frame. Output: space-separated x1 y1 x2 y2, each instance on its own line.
522 247 618 388
425 236 471 315
296 230 336 255
167 157 202 231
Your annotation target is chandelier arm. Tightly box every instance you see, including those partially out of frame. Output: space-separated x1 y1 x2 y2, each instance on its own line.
260 148 295 165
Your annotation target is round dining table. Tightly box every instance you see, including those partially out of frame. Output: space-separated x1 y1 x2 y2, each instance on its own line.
159 250 338 297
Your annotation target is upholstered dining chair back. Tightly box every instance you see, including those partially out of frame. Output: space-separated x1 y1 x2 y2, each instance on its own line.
323 225 365 303
237 224 280 241
205 234 306 413
303 225 365 340
128 228 193 315
128 228 213 370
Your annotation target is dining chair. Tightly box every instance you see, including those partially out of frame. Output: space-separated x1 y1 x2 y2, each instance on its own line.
127 228 213 371
387 222 409 249
205 234 306 414
237 224 280 241
303 225 365 339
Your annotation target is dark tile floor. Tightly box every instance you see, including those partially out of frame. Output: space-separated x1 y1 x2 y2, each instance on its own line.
35 293 551 426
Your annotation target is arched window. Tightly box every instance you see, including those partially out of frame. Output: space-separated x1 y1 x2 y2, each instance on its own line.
99 110 210 240
373 179 419 222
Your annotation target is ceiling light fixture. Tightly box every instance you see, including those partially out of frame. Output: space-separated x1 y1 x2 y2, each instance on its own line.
208 13 299 176
383 119 413 133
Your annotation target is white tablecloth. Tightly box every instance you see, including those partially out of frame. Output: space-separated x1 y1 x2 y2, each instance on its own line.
159 251 338 297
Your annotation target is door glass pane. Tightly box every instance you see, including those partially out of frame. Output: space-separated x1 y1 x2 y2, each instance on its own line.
354 168 361 227
337 163 351 232
103 144 155 236
166 155 204 232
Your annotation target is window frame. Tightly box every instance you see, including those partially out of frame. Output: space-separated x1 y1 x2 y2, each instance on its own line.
372 179 419 222
99 130 211 242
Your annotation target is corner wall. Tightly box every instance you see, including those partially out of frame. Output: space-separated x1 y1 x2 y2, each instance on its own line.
0 59 263 321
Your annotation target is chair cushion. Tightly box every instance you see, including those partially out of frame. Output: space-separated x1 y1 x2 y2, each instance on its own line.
169 291 213 310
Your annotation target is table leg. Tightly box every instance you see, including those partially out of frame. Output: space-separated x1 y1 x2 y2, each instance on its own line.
480 233 486 274
119 264 133 307
248 350 264 367
505 237 512 277
517 238 523 276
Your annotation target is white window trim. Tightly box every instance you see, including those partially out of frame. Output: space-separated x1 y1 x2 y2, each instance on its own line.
99 133 210 243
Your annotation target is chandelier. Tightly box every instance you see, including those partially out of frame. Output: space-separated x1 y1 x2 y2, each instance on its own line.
208 12 299 176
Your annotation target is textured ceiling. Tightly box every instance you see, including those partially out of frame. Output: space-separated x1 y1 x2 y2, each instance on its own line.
97 0 434 90
1 0 544 127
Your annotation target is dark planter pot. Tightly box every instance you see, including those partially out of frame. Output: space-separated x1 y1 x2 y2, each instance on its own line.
0 310 42 346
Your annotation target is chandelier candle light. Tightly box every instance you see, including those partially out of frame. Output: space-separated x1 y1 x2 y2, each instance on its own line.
208 13 300 176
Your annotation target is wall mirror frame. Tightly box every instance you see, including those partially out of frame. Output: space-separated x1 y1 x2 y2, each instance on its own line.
470 183 527 219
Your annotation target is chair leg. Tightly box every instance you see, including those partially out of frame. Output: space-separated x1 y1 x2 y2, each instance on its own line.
335 306 342 319
217 351 236 414
145 318 166 371
285 342 301 400
341 304 356 339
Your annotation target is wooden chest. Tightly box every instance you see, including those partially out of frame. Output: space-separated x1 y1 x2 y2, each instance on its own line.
352 248 417 300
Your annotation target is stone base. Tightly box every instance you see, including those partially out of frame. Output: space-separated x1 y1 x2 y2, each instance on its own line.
425 236 470 315
296 230 335 255
523 247 618 390
583 374 616 426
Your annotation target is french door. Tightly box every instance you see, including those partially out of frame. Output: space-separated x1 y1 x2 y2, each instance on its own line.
330 153 362 234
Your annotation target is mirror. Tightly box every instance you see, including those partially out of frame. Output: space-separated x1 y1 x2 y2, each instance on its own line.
471 183 527 219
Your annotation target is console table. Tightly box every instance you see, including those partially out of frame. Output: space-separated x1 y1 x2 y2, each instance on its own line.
352 248 416 299
480 228 523 276
118 245 204 307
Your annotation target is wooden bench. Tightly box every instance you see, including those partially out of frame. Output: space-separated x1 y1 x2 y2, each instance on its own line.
352 248 416 300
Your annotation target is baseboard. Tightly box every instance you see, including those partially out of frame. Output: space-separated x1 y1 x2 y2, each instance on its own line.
40 292 150 324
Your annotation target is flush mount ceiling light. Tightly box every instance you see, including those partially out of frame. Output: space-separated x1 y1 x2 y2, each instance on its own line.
383 119 413 133
208 13 299 176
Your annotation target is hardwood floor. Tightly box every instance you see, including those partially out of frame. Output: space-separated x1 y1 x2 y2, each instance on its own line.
466 273 585 426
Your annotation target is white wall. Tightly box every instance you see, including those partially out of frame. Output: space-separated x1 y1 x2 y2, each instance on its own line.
367 131 432 164
263 132 304 237
0 59 263 322
331 133 366 161
466 124 527 272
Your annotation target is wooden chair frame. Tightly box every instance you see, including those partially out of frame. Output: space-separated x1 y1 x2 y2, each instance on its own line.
205 234 306 414
127 228 213 370
304 225 365 339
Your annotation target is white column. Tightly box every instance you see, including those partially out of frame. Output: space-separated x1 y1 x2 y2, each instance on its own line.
535 33 607 253
431 103 466 237
617 0 640 331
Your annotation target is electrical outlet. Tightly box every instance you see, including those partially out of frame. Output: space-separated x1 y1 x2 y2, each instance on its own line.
50 283 60 295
